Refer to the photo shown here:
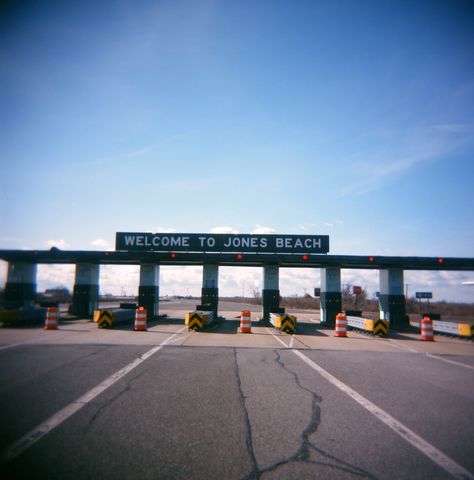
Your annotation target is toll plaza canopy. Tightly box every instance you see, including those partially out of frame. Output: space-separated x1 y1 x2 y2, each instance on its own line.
1 249 473 270
0 232 473 270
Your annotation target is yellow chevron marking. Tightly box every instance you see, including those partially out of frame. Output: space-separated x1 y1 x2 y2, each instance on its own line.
373 319 388 337
186 312 205 331
98 310 113 329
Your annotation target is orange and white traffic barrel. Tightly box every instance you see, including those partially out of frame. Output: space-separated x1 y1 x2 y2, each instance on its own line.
44 307 59 330
421 316 434 341
334 313 347 337
239 310 252 333
134 306 147 331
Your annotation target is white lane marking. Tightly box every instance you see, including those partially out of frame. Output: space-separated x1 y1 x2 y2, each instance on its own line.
425 353 474 371
387 340 474 371
0 326 187 464
292 349 474 480
265 328 289 348
0 337 56 352
350 331 474 372
289 335 295 349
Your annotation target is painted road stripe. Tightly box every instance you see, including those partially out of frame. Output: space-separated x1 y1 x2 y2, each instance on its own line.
425 353 474 370
350 330 474 371
0 326 187 464
292 349 473 480
0 337 56 352
386 339 474 371
266 328 289 348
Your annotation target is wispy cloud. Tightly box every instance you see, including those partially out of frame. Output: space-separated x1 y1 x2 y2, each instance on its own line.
337 125 474 197
91 238 112 249
151 227 177 233
251 225 276 234
323 220 343 228
45 239 68 249
210 226 239 234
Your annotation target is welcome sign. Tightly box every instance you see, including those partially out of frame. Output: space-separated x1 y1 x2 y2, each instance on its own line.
116 232 329 254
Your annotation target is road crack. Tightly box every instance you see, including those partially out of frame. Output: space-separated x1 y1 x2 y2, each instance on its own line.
233 348 260 479
241 350 377 479
84 369 147 432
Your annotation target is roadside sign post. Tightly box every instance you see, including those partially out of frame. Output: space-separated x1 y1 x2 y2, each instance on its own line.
353 286 362 311
416 292 433 318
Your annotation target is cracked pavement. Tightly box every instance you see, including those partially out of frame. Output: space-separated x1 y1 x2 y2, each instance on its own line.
0 308 473 479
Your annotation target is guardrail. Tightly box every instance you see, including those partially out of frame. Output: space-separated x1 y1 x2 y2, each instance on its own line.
270 313 297 333
346 316 389 337
410 319 472 338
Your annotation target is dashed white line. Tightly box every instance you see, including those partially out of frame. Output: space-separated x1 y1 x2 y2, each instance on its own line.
292 349 473 480
0 326 187 464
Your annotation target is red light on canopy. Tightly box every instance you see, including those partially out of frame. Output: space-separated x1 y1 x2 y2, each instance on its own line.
437 258 444 264
170 253 177 259
236 254 243 260
302 255 309 261
369 257 374 262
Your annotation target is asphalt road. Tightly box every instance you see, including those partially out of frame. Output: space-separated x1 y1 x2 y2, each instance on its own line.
0 302 473 480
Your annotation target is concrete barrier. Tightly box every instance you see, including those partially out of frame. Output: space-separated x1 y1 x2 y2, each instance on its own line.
270 313 297 333
95 308 136 329
0 308 47 326
185 311 215 331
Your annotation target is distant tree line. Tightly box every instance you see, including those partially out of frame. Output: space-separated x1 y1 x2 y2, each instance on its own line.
230 284 474 317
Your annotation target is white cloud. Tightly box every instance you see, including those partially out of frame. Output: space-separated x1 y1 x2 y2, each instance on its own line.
37 264 75 291
151 227 177 233
91 238 111 249
210 226 240 234
324 220 343 228
45 239 68 249
251 225 276 234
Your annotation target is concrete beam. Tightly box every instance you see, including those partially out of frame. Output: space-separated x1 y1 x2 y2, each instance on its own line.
70 263 100 318
379 269 408 328
201 264 219 318
262 265 281 321
320 267 341 327
139 264 160 318
4 262 37 308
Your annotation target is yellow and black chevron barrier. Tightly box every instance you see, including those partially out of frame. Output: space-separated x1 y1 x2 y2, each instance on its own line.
373 319 389 337
270 313 297 333
185 311 209 331
97 309 113 329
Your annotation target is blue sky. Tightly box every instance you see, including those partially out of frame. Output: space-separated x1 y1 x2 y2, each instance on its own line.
1 0 473 301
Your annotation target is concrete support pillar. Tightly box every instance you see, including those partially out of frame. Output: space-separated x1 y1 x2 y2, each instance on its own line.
320 267 341 327
379 269 408 328
201 264 219 317
139 264 160 319
70 263 100 318
4 262 37 308
262 265 280 321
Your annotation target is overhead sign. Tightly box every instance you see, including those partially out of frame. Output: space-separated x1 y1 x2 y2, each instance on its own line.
116 232 329 254
352 286 362 295
314 288 321 297
416 292 433 299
